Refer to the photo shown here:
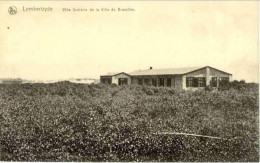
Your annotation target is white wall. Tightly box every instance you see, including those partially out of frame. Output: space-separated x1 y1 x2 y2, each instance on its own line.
112 73 131 85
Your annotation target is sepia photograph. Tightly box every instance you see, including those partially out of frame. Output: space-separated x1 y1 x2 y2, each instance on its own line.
0 0 259 162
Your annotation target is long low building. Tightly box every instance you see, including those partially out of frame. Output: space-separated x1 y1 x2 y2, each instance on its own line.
100 66 232 90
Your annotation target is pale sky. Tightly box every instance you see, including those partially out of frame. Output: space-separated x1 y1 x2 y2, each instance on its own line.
0 1 258 82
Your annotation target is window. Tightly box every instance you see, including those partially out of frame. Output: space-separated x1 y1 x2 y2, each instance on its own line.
159 78 164 87
101 78 106 84
193 78 198 87
118 78 128 85
219 77 229 82
198 77 206 87
108 78 112 84
211 77 217 87
186 77 193 87
138 78 143 85
219 77 229 86
101 78 111 84
144 78 150 85
186 77 199 87
152 78 157 87
167 78 171 87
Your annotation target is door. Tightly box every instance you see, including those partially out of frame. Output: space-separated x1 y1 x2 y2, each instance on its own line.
118 78 128 85
167 78 171 87
159 78 164 87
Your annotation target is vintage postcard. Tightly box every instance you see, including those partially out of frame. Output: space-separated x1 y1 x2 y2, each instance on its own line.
0 0 259 162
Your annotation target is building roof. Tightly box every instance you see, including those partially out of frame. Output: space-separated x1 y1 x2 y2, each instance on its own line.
101 72 131 77
130 66 232 76
101 66 232 77
103 72 119 76
129 67 202 76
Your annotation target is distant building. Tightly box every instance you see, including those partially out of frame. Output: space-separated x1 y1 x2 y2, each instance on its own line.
100 66 232 90
0 78 23 84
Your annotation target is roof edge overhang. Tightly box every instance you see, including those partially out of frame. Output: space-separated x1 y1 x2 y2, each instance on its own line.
114 72 131 76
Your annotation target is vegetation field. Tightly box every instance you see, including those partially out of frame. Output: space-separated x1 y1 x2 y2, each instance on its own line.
0 81 259 161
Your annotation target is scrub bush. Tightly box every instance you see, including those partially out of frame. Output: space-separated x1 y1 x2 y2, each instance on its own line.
0 82 258 161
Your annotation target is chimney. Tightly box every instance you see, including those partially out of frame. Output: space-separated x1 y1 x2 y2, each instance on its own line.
149 67 153 70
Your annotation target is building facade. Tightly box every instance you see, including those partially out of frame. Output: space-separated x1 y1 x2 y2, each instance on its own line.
100 66 232 90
